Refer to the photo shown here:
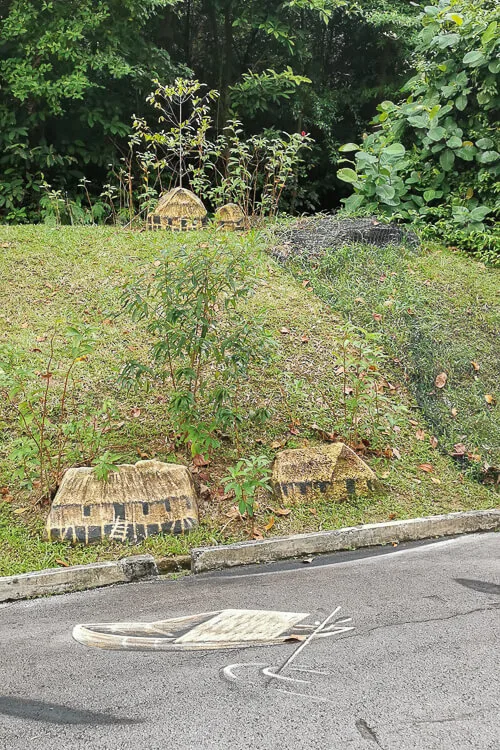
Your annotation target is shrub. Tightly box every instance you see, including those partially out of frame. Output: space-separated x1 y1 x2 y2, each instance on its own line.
119 234 274 456
337 0 499 257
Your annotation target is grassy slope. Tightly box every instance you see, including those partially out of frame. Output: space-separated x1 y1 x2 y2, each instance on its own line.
287 241 500 469
0 226 497 576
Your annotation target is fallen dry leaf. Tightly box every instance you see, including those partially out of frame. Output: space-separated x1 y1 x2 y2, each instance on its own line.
192 454 210 467
451 407 458 417
471 361 480 371
392 447 401 459
252 529 264 540
372 313 383 322
13 507 28 514
418 463 434 473
280 327 290 335
130 407 141 418
388 512 397 520
308 508 317 516
56 559 70 567
485 394 496 405
272 507 292 516
378 471 390 479
300 334 309 344
415 429 426 441
264 516 276 532
431 477 441 485
435 372 448 389
453 443 467 455
271 440 285 450
429 436 438 449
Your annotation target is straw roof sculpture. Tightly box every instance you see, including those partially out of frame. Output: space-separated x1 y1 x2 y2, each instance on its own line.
215 203 245 231
147 187 208 231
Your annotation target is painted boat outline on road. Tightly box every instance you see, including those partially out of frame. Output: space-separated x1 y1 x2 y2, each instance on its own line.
72 607 353 652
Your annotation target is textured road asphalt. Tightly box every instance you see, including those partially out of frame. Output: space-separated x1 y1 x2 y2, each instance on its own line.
0 532 499 750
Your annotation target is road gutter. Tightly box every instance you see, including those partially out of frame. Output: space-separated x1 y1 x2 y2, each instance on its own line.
1 510 498 601
191 509 500 573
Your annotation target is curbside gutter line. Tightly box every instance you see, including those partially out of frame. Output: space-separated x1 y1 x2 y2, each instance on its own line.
1 510 498 602
190 509 500 574
0 554 157 604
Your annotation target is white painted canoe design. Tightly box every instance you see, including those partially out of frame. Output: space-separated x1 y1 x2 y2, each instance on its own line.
72 609 318 651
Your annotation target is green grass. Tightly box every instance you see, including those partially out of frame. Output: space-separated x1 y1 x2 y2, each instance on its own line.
0 225 497 576
288 240 500 471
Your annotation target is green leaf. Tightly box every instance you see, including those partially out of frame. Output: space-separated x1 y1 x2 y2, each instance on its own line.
456 145 476 161
478 150 499 164
434 33 460 49
481 21 497 45
337 168 358 184
446 136 462 149
439 149 455 171
475 137 494 150
408 115 429 128
462 50 485 67
375 184 396 202
455 94 468 111
489 60 500 74
427 127 446 141
470 206 491 221
343 194 366 212
339 143 360 152
449 13 463 25
383 143 406 156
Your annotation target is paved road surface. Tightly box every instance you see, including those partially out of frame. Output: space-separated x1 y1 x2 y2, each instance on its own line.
1 533 499 750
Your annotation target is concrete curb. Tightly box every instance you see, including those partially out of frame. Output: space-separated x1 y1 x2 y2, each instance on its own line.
0 554 157 603
191 509 500 573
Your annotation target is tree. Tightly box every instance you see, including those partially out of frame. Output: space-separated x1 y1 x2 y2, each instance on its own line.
0 0 177 220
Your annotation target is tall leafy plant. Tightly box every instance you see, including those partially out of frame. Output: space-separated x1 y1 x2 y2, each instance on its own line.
338 0 499 237
119 234 274 456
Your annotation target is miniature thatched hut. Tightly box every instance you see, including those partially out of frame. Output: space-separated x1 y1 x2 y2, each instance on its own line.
147 187 208 231
215 203 245 230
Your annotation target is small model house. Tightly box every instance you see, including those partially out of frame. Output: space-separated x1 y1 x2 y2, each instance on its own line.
147 187 208 231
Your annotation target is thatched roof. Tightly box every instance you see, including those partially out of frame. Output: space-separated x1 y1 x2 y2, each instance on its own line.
215 203 245 222
153 187 207 219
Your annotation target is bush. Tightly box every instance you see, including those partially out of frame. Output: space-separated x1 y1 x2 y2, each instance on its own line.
337 0 499 258
119 233 274 456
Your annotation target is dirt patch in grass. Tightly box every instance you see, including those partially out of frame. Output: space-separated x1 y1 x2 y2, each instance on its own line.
0 225 497 576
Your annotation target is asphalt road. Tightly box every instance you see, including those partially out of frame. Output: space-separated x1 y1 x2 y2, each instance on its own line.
1 532 499 750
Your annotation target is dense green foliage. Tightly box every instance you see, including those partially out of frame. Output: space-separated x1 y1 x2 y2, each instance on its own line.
1 0 419 220
338 0 499 253
0 0 178 221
